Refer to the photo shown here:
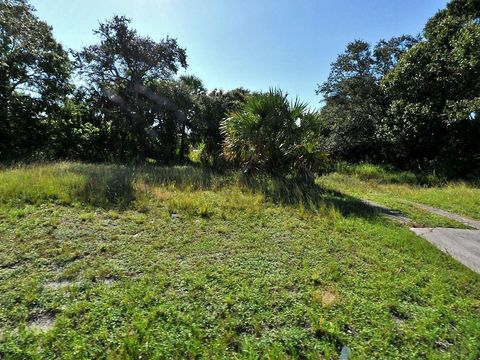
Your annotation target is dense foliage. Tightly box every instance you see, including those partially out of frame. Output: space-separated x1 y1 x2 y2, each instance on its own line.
317 0 480 177
1 0 479 178
316 36 418 162
73 15 189 163
222 89 325 180
0 0 70 160
383 0 480 176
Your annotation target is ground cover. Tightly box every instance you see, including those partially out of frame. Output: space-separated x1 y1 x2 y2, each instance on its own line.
0 163 479 359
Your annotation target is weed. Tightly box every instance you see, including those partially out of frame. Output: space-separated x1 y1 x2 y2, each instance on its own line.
0 162 478 358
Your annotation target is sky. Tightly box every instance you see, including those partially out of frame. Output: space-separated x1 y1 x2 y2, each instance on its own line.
30 0 448 109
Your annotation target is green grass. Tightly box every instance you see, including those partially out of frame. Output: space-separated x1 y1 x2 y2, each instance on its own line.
320 163 480 226
0 163 479 359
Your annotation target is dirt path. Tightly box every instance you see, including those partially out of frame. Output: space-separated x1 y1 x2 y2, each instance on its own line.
364 199 480 274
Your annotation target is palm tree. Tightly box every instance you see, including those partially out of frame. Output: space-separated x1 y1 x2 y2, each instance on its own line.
221 89 325 180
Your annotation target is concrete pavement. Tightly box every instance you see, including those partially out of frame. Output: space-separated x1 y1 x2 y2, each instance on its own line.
410 227 480 273
363 199 480 273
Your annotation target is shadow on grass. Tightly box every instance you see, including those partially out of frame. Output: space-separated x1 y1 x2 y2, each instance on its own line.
139 167 378 220
70 164 136 209
68 164 221 209
67 163 381 220
138 165 220 190
239 174 378 220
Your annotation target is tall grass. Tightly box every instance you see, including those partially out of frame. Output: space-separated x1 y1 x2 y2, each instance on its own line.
0 163 232 209
73 164 136 209
0 163 246 204
0 163 83 205
0 163 136 208
0 162 375 219
333 162 446 186
137 165 228 190
321 162 480 220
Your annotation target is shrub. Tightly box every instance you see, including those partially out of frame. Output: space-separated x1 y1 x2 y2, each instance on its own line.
221 89 326 180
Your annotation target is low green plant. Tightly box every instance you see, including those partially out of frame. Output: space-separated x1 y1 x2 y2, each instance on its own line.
0 162 479 358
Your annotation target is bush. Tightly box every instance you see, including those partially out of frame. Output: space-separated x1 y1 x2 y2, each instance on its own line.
221 89 326 180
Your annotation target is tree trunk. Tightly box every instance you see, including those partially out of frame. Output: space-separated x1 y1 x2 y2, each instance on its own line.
178 123 187 164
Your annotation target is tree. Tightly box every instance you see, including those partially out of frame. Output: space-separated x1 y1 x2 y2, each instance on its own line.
74 16 187 162
176 75 207 163
45 91 107 161
316 36 418 162
146 75 206 164
383 0 480 175
0 0 71 159
222 89 325 179
195 88 249 168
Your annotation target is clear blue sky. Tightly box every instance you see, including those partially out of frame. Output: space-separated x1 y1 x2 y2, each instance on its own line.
31 0 448 108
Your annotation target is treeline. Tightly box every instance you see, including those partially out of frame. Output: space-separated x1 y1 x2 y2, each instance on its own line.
0 3 249 167
1 0 479 178
318 0 480 177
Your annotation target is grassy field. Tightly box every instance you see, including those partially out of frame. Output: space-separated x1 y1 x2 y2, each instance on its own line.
319 163 480 226
0 163 479 359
